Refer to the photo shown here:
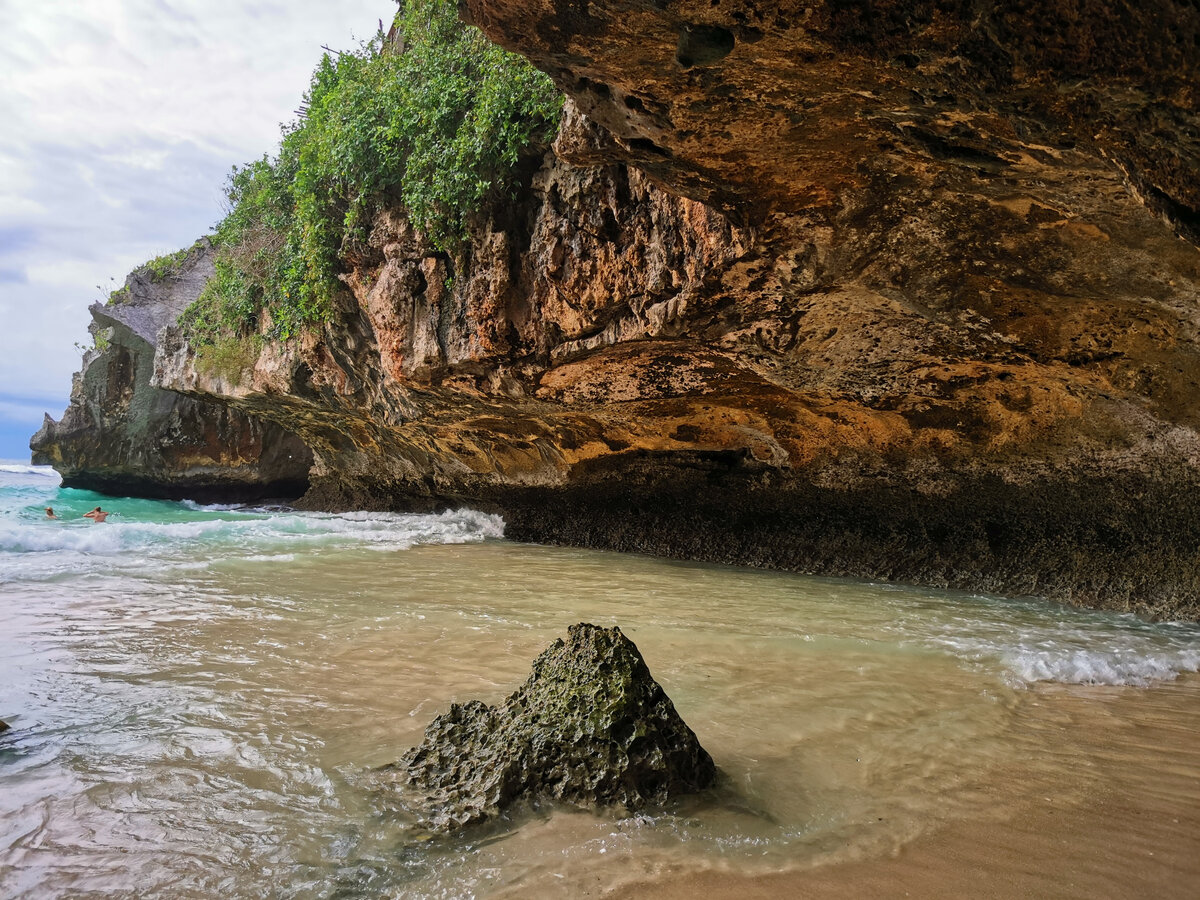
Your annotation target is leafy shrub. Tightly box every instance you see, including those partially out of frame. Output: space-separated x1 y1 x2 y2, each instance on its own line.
182 0 562 345
141 246 192 281
108 239 207 305
194 334 263 384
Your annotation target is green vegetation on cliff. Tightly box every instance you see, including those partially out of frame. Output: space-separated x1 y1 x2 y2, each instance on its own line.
106 239 209 305
141 244 195 282
182 0 562 344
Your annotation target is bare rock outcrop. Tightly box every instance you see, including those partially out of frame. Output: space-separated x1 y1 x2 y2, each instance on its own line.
31 243 313 502
389 623 716 831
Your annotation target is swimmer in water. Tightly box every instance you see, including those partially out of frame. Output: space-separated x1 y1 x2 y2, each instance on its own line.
82 506 109 523
44 507 58 519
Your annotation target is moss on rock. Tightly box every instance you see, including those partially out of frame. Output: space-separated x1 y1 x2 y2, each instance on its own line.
393 623 716 831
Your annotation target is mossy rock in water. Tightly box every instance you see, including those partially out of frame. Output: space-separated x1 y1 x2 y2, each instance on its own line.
393 623 716 831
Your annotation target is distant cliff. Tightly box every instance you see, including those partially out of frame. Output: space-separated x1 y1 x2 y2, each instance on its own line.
35 1 1200 619
32 242 311 501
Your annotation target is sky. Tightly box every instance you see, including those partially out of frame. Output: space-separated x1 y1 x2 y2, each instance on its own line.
0 0 392 460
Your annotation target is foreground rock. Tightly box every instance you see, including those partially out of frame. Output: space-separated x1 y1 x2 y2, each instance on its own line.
391 623 716 831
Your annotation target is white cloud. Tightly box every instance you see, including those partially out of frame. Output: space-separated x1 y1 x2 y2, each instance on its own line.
0 0 390 456
0 396 60 424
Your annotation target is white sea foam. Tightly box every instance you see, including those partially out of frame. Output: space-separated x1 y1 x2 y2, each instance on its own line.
926 619 1200 687
999 645 1200 686
0 507 505 582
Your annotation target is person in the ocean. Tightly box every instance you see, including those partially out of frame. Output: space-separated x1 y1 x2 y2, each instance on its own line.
44 507 58 519
83 506 109 523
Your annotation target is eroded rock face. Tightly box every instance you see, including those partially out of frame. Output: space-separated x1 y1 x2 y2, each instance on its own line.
464 1 1198 241
40 3 1200 617
31 244 313 502
391 623 716 831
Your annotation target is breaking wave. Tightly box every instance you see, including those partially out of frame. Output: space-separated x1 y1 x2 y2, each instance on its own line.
918 604 1200 687
999 644 1200 686
0 503 505 583
0 464 58 477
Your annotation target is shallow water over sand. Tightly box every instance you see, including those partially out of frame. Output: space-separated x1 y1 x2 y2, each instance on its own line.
2 466 1199 897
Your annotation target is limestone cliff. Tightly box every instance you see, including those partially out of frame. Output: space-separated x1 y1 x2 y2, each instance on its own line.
37 1 1200 619
31 243 312 501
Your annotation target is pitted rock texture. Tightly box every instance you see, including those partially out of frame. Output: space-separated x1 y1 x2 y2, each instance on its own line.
464 0 1198 242
392 623 716 831
31 244 312 502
